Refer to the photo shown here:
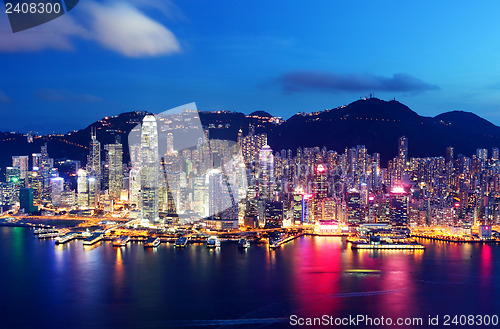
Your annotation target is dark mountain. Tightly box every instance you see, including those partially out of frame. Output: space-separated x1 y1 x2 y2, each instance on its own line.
267 98 500 164
249 111 273 118
1 98 500 171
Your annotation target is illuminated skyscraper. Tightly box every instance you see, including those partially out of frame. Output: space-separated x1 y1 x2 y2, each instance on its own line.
140 115 160 225
313 164 327 220
492 148 499 162
77 169 88 208
40 144 53 202
398 136 408 161
88 177 98 209
476 148 488 162
50 177 64 206
346 189 362 225
390 186 409 227
446 146 454 163
105 138 123 200
166 132 174 154
12 156 28 180
259 145 274 200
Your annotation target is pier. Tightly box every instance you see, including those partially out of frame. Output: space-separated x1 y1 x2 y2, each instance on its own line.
269 233 304 249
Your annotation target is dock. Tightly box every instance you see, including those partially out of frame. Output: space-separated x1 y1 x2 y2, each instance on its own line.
269 233 303 249
83 233 103 246
55 233 77 245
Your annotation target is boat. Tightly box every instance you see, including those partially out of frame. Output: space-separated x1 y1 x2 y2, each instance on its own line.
350 242 425 250
175 236 188 248
112 236 130 247
144 237 161 248
206 236 220 248
238 238 250 248
344 269 381 274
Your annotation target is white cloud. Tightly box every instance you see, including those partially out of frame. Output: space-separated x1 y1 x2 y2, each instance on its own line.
84 1 181 57
0 0 181 57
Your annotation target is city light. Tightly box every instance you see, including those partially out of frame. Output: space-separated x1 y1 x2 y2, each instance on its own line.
316 164 326 173
391 186 405 194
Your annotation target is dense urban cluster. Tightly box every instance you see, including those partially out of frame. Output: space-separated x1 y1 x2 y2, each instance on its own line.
1 110 499 238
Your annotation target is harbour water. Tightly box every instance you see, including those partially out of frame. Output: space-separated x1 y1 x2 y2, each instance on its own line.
0 226 499 328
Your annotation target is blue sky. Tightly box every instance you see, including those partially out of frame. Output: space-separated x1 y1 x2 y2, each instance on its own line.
1 0 500 133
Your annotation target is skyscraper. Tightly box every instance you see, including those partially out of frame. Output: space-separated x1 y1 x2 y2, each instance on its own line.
12 156 29 180
77 169 88 208
390 186 409 227
140 115 160 225
50 177 64 206
105 137 123 200
259 145 274 200
87 127 101 185
398 136 408 161
20 188 37 213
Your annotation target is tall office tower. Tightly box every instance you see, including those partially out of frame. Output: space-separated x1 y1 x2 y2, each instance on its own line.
12 156 29 180
32 153 41 169
372 161 379 188
446 146 454 163
87 126 101 183
88 177 98 209
50 177 64 206
398 136 408 161
259 145 274 200
129 168 141 206
476 148 488 162
40 144 53 202
5 167 21 184
105 137 123 200
313 164 328 220
241 125 267 165
77 169 88 208
166 132 174 154
28 168 42 202
356 145 367 179
390 186 409 227
20 188 37 213
492 148 499 162
346 189 362 225
140 115 160 225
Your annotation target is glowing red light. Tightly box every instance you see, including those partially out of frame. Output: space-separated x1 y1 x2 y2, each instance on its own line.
454 203 460 208
303 194 313 200
317 164 326 173
368 196 375 201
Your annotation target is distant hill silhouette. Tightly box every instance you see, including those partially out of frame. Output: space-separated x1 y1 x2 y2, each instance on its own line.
1 98 500 171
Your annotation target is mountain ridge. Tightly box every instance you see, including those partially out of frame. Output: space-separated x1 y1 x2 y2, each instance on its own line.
0 98 499 171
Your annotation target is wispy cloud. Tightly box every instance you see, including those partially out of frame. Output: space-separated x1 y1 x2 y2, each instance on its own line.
85 1 180 57
275 71 438 94
0 0 181 57
0 91 11 103
37 88 103 102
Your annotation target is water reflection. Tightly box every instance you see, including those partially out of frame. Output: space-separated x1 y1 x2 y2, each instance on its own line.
1 229 500 329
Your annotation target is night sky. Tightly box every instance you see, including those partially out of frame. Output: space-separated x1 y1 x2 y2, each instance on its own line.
1 0 500 133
